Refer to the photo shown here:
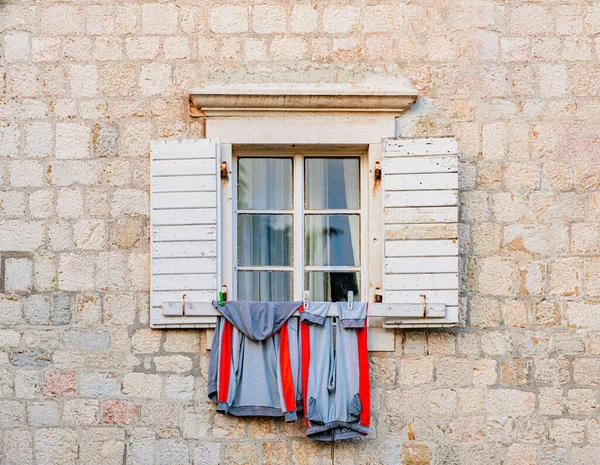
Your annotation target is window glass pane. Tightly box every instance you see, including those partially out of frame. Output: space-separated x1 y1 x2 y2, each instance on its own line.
305 158 359 210
238 271 292 301
305 215 359 267
238 214 292 266
238 158 292 210
305 272 359 302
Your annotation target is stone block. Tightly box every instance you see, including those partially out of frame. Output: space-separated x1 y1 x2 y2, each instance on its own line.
400 357 432 385
157 439 189 465
3 429 33 465
141 4 178 35
123 373 163 399
27 401 60 426
132 328 162 354
550 418 585 444
253 5 286 34
103 399 138 425
43 370 76 397
103 292 136 324
111 188 149 217
80 428 126 465
154 355 193 373
165 375 194 401
0 400 25 426
63 398 99 425
29 191 55 219
78 372 120 398
35 429 78 465
56 188 84 218
291 5 318 33
323 5 359 33
14 369 40 398
56 123 90 159
566 302 600 329
139 63 172 96
64 329 110 351
9 159 44 188
0 329 21 348
210 5 248 33
58 253 95 291
486 389 535 417
4 33 30 62
0 294 22 325
476 257 516 296
140 401 178 426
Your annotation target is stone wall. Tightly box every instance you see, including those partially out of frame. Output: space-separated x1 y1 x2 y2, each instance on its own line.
1 1 600 464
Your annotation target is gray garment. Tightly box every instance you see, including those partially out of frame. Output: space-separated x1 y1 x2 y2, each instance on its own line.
300 302 369 441
337 301 367 328
208 301 303 421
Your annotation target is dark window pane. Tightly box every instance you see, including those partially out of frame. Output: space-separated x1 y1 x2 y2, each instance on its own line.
238 214 292 266
305 272 360 302
238 271 292 301
305 158 359 210
238 158 292 210
305 215 359 267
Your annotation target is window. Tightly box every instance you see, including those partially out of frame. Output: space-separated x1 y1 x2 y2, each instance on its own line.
233 148 367 302
149 136 460 333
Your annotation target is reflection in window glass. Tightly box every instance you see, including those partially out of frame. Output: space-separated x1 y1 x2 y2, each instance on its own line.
305 158 359 210
238 215 292 266
305 272 360 302
238 271 292 301
305 215 359 267
238 158 292 210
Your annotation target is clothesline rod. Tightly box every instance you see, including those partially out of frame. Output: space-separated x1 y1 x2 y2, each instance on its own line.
161 301 447 318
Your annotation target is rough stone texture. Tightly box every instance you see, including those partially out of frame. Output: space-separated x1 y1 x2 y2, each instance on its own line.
1 1 600 464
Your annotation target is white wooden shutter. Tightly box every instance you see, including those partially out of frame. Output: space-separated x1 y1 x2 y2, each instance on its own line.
150 139 220 328
382 137 459 327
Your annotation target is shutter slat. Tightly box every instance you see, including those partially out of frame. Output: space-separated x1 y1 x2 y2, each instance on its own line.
151 139 220 327
152 175 216 193
384 190 458 207
384 156 457 174
385 290 458 304
385 173 458 191
153 192 217 209
152 241 216 258
153 225 216 242
153 274 218 291
383 137 459 313
153 159 215 176
385 257 458 274
153 257 217 274
152 208 217 226
384 273 458 291
385 207 458 224
385 239 458 257
385 223 458 240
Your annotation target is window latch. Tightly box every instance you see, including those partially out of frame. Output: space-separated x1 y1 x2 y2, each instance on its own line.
220 161 228 180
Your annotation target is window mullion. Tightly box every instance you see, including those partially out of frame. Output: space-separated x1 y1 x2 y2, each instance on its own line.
293 152 304 301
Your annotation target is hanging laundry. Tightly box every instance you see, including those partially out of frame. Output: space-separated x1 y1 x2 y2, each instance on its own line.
300 302 370 441
208 301 303 421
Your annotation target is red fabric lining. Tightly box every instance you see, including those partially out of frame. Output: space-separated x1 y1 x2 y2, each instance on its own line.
357 305 370 429
279 321 296 413
299 305 311 428
218 320 233 403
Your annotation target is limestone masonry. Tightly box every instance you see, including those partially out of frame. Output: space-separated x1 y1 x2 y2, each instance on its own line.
1 1 600 464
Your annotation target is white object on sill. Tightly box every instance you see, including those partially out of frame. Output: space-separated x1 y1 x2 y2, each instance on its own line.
160 301 446 320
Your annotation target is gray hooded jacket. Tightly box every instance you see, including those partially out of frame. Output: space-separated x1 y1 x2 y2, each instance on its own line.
208 301 303 421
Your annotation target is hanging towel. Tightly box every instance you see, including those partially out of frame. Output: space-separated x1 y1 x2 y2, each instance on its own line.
300 302 370 441
208 301 303 421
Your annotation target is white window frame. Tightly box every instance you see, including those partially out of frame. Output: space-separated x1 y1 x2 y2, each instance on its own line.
228 146 370 303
